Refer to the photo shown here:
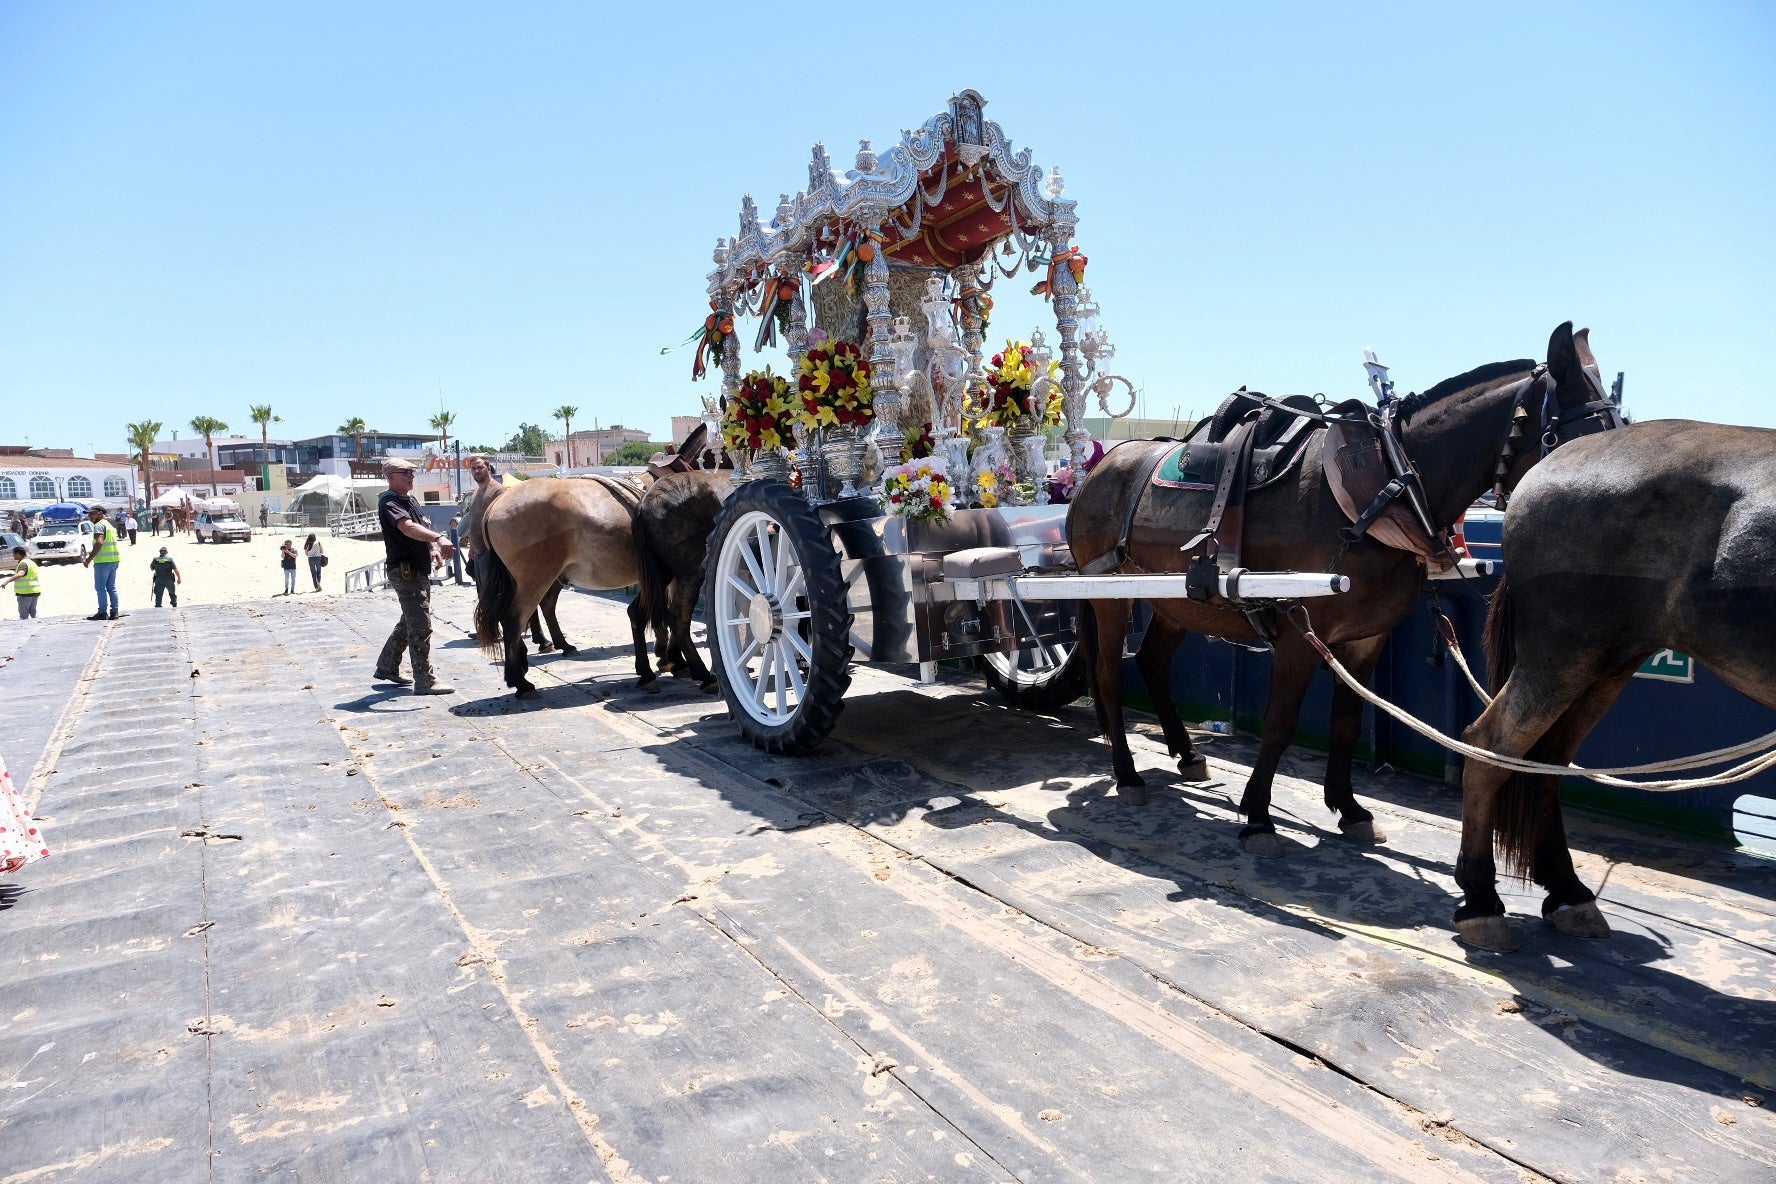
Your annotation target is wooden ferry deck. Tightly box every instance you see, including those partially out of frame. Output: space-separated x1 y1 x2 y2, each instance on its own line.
3 585 1774 1182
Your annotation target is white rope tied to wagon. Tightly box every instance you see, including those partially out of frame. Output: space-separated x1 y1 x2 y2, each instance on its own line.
1292 610 1776 792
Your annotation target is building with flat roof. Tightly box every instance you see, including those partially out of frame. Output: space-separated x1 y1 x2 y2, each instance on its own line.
0 447 139 507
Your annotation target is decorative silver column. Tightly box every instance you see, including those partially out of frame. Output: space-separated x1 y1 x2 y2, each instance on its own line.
1042 174 1089 463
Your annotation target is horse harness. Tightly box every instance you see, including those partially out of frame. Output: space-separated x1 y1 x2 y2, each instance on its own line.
1081 367 1623 640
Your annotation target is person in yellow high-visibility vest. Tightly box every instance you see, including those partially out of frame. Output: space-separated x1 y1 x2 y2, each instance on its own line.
0 546 41 619
82 505 122 620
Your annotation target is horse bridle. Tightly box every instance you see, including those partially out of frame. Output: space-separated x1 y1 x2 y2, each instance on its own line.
1490 364 1625 509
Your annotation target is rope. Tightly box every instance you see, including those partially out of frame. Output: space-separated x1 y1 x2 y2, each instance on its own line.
1291 608 1776 792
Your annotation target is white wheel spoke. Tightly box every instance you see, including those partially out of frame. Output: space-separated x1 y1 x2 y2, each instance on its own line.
771 524 792 591
781 642 807 701
783 626 812 664
752 521 777 594
753 642 775 708
737 636 761 667
780 569 805 605
773 640 789 715
738 533 767 594
780 609 811 622
723 617 750 629
726 572 757 602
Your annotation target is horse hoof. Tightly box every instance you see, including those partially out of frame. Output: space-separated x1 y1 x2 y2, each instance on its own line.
559 645 578 656
1177 754 1210 782
699 679 719 695
1115 781 1148 806
538 644 557 654
638 678 661 695
1240 830 1287 859
1453 914 1521 953
1339 819 1387 845
1546 900 1611 939
516 686 541 701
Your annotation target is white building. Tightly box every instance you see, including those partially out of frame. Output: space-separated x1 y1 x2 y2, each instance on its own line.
0 449 139 508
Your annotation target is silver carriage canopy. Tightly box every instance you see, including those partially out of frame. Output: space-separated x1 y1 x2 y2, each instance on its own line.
701 89 1133 472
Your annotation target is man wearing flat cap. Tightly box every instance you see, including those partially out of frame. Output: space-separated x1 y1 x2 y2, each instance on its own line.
374 457 455 694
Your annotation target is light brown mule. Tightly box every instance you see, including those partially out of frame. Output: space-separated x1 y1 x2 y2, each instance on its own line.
475 476 656 700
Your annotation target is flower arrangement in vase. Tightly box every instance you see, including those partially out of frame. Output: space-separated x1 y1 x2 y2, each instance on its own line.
796 339 875 431
883 457 953 524
980 339 1062 428
973 463 1019 509
722 368 795 453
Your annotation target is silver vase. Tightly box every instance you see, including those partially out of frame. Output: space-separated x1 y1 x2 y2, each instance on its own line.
744 447 791 485
820 425 865 499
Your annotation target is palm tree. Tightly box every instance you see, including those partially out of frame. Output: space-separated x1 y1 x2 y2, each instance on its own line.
189 415 228 496
430 410 456 452
125 420 163 506
553 405 579 468
337 417 369 468
249 404 281 492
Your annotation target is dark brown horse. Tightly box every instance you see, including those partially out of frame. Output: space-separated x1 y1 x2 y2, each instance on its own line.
1068 323 1611 856
631 469 732 693
1456 419 1773 951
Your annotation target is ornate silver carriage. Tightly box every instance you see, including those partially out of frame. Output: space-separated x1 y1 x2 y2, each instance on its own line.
696 91 1344 753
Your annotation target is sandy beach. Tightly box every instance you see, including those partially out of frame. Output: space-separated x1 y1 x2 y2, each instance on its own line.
10 529 413 619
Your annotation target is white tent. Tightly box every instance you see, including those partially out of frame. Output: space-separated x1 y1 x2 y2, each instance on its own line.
288 474 382 517
150 488 197 508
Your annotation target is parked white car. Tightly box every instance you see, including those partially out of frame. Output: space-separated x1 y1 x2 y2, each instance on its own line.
28 519 93 565
194 509 253 544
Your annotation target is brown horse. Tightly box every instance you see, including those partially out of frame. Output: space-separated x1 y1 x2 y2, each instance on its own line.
1455 419 1774 951
1068 323 1613 856
474 475 658 699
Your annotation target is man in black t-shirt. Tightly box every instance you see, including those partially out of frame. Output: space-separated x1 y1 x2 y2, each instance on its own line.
375 458 457 695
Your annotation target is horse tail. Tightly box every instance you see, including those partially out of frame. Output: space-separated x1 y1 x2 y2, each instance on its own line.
1481 573 1539 879
1483 574 1515 695
630 509 671 648
475 544 517 657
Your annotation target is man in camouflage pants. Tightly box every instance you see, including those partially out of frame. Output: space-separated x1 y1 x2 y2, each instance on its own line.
374 458 457 695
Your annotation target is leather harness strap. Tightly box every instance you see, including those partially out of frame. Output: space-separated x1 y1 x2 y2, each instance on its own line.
1182 417 1258 567
1078 442 1176 576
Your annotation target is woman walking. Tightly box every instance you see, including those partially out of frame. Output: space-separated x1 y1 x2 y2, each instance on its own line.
280 538 298 595
304 533 326 592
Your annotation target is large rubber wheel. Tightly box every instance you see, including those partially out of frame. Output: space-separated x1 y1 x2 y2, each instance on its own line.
705 480 854 754
977 635 1088 711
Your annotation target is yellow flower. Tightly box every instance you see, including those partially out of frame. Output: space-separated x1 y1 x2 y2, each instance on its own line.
979 491 999 508
977 471 998 489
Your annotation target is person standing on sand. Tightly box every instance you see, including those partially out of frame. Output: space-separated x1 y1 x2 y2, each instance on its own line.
279 539 298 595
374 458 455 695
1 547 41 619
304 533 325 592
460 455 502 591
150 547 180 607
82 504 122 620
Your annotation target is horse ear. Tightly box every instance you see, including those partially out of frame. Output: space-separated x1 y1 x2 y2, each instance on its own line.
1545 321 1586 401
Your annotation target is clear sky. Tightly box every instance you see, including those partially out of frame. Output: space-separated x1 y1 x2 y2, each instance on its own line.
2 2 1771 456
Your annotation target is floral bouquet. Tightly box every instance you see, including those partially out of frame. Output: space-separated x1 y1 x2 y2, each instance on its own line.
901 420 935 463
1046 465 1078 504
884 457 952 524
981 339 1062 428
723 368 795 453
974 463 1019 509
797 339 875 431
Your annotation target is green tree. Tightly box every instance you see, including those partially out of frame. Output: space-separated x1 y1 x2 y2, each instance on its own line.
430 410 456 450
502 423 548 456
552 404 579 467
249 404 281 491
337 417 369 464
189 415 229 496
606 440 663 466
125 420 163 505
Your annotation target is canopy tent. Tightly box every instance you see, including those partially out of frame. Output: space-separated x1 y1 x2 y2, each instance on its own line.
287 474 382 518
150 488 197 508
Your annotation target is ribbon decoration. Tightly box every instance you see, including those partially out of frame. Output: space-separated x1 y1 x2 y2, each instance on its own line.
753 274 800 352
807 228 856 286
686 303 734 381
1030 246 1087 300
954 283 993 332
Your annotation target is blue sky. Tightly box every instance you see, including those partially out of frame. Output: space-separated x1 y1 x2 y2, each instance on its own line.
1 2 1771 455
